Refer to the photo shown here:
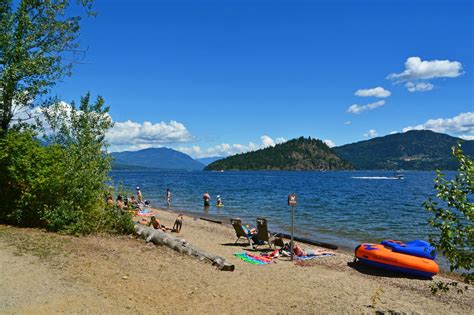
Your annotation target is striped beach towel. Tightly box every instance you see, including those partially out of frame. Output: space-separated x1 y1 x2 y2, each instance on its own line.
234 252 274 265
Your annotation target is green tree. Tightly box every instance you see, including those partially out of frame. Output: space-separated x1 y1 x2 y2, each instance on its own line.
0 94 134 235
0 0 93 133
424 144 473 293
42 93 128 234
0 129 63 226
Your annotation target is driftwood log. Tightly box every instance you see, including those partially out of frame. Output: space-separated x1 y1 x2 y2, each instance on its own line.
134 224 235 271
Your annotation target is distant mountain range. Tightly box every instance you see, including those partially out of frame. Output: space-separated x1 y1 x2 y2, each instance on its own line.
195 156 224 166
111 147 204 170
205 137 352 171
333 130 474 170
110 130 474 171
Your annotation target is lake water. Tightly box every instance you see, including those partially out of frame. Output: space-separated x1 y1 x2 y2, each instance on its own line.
110 170 448 250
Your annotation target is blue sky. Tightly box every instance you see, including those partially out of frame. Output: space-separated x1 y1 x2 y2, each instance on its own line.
56 0 473 157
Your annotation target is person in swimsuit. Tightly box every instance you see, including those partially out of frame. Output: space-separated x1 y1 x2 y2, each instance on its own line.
203 191 210 207
149 216 167 231
293 244 332 256
136 186 144 203
166 188 171 207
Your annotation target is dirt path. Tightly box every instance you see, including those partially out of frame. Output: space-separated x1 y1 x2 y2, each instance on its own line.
0 216 472 314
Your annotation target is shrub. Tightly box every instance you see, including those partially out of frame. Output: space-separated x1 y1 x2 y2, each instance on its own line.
424 144 473 293
0 94 134 235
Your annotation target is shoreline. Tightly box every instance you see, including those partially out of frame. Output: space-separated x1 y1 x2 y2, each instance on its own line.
153 204 356 249
153 205 354 254
150 205 461 280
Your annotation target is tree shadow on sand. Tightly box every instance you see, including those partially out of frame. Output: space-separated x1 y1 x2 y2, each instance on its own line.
347 261 433 281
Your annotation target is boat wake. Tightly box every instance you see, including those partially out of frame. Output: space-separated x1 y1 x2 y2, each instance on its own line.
351 176 400 180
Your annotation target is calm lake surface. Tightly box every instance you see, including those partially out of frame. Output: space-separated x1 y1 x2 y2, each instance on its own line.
110 170 449 249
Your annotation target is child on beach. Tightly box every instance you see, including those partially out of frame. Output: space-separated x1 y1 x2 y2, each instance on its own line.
172 213 183 233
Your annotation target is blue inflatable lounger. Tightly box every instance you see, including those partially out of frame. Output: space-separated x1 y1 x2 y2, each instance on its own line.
381 239 436 260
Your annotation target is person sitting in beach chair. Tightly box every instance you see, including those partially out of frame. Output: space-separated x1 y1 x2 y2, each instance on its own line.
230 218 257 248
172 214 183 233
149 216 167 231
253 217 279 249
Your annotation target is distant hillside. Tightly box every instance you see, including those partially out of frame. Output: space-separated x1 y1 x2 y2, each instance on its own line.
333 130 474 170
111 147 204 170
111 162 151 170
205 137 352 171
195 156 224 166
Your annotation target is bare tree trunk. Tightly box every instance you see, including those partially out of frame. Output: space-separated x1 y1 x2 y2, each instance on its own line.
134 224 235 271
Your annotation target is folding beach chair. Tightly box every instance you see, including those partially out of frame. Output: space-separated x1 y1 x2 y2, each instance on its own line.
254 217 277 249
230 218 253 248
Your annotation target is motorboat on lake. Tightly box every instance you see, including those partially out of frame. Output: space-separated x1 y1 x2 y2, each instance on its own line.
394 171 404 179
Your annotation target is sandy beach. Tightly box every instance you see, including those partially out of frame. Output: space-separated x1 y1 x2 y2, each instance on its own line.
0 207 472 314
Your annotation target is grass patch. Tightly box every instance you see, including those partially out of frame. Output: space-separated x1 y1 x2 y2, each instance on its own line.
0 225 71 260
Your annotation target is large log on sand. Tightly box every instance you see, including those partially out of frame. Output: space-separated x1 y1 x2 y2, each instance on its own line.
134 224 235 271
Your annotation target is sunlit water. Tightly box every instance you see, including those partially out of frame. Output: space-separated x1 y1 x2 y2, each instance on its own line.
110 170 450 251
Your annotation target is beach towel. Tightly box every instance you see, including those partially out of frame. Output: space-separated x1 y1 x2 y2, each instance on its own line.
234 252 274 265
137 209 153 217
294 253 334 260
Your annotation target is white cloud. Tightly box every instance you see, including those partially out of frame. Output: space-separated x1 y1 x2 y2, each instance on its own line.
344 120 352 125
106 120 192 151
402 112 474 135
460 135 474 140
261 135 275 147
13 101 72 129
13 102 194 152
177 135 287 158
387 56 463 82
355 87 391 98
347 100 385 114
405 82 434 92
364 129 378 138
275 137 287 144
389 131 398 135
323 139 336 148
13 101 113 137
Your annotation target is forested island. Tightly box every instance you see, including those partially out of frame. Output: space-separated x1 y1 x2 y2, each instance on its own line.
205 137 352 171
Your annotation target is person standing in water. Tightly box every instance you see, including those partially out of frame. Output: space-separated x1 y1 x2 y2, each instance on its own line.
166 188 171 207
216 195 223 207
136 186 143 203
203 191 210 207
